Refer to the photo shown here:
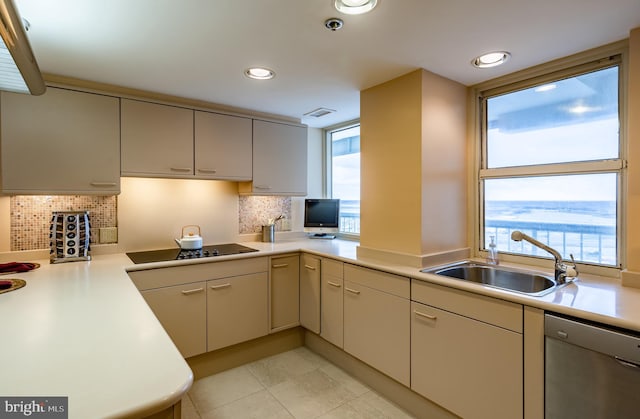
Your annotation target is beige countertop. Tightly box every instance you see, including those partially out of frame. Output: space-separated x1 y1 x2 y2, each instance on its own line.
2 237 640 418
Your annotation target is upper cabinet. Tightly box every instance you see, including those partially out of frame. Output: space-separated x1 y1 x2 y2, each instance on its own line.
239 120 307 196
121 99 194 178
0 87 120 195
194 111 252 181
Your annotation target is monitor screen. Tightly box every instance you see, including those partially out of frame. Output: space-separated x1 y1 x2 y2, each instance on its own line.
304 199 340 236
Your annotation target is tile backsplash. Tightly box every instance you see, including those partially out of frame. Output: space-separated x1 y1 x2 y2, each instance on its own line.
10 195 117 251
239 196 292 234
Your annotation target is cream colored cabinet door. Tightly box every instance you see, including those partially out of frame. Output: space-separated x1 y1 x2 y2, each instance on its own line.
141 282 206 358
239 120 307 195
269 254 300 332
121 99 194 177
320 258 344 348
207 272 269 351
0 87 120 194
343 280 410 386
194 111 252 180
411 301 523 419
299 254 321 334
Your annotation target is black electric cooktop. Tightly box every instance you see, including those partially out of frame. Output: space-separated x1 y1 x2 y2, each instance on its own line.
126 243 259 264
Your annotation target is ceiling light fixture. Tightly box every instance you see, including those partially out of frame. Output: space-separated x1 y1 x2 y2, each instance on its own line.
244 67 275 80
471 51 511 68
334 0 378 15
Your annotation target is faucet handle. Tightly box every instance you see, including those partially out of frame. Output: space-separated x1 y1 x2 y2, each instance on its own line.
564 254 578 278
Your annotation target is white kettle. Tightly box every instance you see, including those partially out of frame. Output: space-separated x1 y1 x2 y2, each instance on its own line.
175 225 203 249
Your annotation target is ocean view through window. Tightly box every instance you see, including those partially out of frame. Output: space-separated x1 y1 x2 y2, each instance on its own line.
329 124 360 235
480 59 622 267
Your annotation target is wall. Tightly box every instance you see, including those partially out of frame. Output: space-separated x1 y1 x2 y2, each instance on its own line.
359 69 467 266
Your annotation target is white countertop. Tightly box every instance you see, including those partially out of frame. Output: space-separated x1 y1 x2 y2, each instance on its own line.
2 237 640 418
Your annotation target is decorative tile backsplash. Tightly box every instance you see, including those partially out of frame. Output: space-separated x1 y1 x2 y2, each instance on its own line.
10 195 117 251
239 196 292 234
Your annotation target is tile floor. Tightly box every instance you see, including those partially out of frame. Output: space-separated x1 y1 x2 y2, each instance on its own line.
182 347 416 419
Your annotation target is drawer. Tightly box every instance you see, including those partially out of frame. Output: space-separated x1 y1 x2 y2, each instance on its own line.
411 279 522 333
344 264 409 299
322 258 344 279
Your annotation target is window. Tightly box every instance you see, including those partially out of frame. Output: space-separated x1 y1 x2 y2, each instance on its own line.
327 123 360 235
479 58 623 267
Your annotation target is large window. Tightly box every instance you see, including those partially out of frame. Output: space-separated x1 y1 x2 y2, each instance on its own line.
328 123 360 235
480 59 623 267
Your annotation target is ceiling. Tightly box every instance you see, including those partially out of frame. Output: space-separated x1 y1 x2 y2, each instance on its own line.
14 0 640 128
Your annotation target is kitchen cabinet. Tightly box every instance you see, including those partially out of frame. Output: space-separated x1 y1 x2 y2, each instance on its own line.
140 282 206 358
411 280 523 419
0 87 120 194
269 254 300 332
239 119 307 195
299 253 321 333
121 99 194 178
343 264 410 386
320 258 344 348
194 111 252 180
129 257 268 357
207 272 269 351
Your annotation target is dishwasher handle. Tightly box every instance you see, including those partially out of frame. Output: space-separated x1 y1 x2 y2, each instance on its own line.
545 314 640 365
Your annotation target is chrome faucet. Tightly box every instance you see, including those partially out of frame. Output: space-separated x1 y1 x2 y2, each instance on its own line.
510 231 578 284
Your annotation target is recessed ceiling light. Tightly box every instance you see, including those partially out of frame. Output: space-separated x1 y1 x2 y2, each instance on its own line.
334 0 378 15
244 67 275 80
471 51 510 68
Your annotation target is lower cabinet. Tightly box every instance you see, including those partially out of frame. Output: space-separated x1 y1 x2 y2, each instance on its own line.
269 254 300 332
320 258 344 348
343 264 410 386
300 254 321 334
207 272 269 351
411 280 524 419
140 282 206 358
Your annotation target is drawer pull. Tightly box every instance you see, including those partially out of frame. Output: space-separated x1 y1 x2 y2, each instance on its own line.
414 310 437 321
255 185 272 190
345 287 360 295
90 181 117 187
327 281 342 288
210 283 231 290
181 287 204 295
170 167 192 172
304 265 317 271
197 168 217 174
272 263 289 268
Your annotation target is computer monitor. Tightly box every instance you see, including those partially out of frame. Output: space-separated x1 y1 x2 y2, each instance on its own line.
304 199 340 238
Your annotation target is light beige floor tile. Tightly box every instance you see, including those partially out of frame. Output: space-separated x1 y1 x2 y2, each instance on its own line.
318 391 416 419
319 362 370 397
247 346 330 388
201 390 294 419
268 368 362 419
189 365 265 415
181 394 201 419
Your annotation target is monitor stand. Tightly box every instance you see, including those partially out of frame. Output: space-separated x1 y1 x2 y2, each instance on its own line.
308 233 336 239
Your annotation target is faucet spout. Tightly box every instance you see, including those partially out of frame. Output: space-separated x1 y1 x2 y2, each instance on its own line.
510 230 578 284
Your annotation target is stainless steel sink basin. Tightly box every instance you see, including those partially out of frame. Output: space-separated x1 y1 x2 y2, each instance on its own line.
421 261 557 296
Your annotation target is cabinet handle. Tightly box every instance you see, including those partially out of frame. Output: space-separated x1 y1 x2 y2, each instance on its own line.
345 287 360 295
304 265 317 271
272 263 289 268
181 287 204 295
170 167 192 172
210 283 231 290
197 168 217 174
414 310 437 321
254 185 272 190
90 182 117 187
327 281 342 288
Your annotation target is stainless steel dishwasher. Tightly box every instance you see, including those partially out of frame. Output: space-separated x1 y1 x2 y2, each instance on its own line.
545 313 640 418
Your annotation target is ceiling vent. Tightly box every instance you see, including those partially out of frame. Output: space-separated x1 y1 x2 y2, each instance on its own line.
304 108 336 118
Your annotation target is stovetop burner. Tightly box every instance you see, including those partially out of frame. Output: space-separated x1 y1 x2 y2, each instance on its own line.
126 243 259 264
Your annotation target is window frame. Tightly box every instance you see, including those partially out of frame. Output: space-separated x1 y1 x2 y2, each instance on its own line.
472 45 628 276
324 120 361 239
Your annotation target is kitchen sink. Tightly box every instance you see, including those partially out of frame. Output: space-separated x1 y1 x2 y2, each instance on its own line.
421 261 557 296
